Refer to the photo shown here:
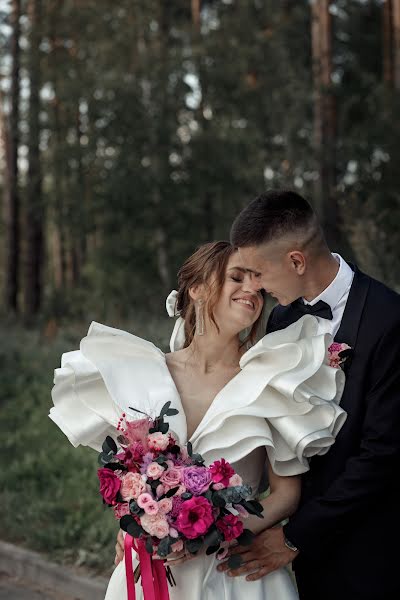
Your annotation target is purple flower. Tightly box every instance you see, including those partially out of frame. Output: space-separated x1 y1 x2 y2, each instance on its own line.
140 452 155 475
182 466 212 495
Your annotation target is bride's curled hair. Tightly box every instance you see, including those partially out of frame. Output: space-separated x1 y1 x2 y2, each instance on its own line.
175 241 263 348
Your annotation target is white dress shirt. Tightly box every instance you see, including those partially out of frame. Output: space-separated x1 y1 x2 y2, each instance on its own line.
303 253 354 337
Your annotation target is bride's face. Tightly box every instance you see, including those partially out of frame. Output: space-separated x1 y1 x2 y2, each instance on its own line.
211 254 264 335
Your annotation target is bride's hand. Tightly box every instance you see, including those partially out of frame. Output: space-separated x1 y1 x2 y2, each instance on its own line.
159 539 236 567
115 529 125 565
154 548 195 567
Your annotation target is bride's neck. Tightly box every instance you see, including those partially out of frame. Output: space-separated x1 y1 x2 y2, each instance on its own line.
186 330 241 374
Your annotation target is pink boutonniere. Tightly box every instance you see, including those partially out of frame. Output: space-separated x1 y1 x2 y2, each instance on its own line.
328 342 352 370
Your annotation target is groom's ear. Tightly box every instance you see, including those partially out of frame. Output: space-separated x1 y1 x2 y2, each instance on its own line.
288 251 306 275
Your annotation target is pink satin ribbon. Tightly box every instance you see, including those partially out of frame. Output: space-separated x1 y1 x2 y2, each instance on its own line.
124 534 170 600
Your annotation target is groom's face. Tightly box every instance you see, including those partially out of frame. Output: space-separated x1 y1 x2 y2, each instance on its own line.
237 243 306 306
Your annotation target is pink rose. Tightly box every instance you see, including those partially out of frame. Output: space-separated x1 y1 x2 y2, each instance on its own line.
141 514 170 539
156 484 165 498
216 514 244 542
147 432 170 452
174 484 187 496
153 518 170 539
169 527 179 538
113 502 131 519
97 468 121 504
160 466 184 490
209 459 235 488
146 462 165 479
144 500 159 515
228 474 243 487
120 472 146 501
137 492 154 507
171 539 184 553
158 498 173 515
175 496 214 539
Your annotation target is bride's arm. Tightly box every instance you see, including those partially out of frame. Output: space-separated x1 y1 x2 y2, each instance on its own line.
243 456 301 535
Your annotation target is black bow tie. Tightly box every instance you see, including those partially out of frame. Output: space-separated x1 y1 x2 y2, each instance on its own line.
290 299 333 320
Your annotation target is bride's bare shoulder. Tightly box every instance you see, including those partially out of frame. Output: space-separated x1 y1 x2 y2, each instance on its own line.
165 348 189 370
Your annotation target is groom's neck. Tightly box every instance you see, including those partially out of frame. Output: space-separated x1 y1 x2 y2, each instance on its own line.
301 253 339 302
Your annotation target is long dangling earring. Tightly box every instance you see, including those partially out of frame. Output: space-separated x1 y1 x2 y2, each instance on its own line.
195 298 205 336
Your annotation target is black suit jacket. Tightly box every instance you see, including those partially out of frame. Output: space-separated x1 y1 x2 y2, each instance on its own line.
267 266 400 599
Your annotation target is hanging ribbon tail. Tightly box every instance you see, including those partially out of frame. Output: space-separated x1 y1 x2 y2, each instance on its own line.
169 316 186 352
152 558 170 599
124 534 137 600
125 534 170 600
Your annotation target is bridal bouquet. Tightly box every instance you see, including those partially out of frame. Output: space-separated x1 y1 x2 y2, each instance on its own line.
97 402 263 595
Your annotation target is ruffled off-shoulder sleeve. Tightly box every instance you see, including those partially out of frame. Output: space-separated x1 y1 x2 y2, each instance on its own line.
191 315 347 476
49 322 187 451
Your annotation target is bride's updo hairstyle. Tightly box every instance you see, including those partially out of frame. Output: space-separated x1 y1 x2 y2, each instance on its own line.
175 240 263 348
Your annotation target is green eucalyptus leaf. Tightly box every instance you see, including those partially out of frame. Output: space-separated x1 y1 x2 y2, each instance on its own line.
164 486 180 498
127 520 144 538
159 422 169 434
227 555 243 570
206 544 221 555
157 536 172 557
120 515 135 532
212 492 226 508
204 527 223 548
160 402 171 417
186 537 203 554
145 536 154 554
166 408 179 416
237 528 255 546
105 435 117 453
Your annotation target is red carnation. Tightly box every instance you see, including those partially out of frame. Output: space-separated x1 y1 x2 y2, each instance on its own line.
209 458 235 488
216 514 244 542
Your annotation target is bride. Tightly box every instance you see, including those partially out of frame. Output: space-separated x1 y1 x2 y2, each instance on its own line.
50 240 346 600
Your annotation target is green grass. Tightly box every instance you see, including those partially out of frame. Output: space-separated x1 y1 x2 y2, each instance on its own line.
0 315 172 575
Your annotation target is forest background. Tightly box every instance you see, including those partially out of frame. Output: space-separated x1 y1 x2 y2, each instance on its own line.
1 0 399 576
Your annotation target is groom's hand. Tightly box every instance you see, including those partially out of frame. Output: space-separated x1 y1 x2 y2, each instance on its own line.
115 529 124 565
217 526 298 582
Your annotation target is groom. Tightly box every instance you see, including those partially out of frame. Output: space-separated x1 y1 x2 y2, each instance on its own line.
217 190 400 599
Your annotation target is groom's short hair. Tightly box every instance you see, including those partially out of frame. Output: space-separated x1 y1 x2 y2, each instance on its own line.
230 190 325 250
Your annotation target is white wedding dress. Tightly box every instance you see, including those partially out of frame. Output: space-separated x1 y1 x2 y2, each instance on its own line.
50 314 346 600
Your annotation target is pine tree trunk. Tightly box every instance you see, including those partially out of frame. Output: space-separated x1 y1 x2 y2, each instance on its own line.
311 0 339 248
393 0 400 89
3 0 21 312
191 0 213 241
383 0 394 86
24 0 44 318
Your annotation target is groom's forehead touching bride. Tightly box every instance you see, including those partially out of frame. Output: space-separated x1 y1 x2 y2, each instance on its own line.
230 190 339 307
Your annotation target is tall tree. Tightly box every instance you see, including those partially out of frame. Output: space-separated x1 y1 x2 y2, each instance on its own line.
24 0 44 318
311 0 339 247
3 0 21 311
383 0 394 86
393 0 400 89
